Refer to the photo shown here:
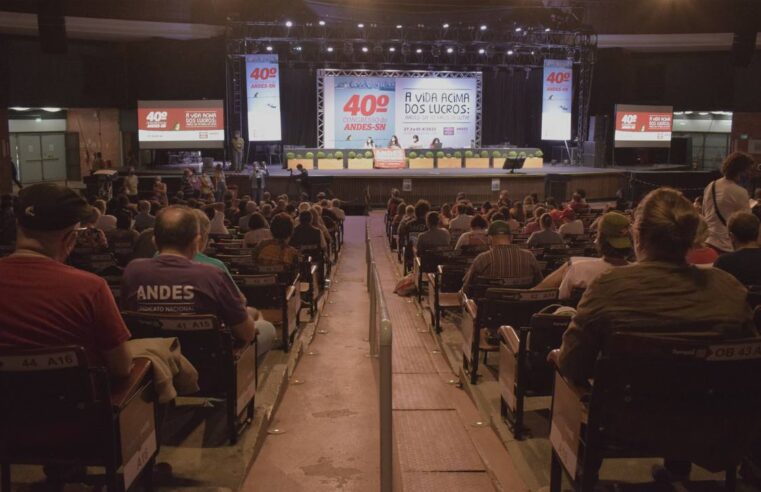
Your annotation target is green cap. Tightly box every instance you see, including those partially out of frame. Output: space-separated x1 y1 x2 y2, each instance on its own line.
598 212 632 249
487 220 512 236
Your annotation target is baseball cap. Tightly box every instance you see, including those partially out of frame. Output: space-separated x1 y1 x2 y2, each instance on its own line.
487 220 512 236
16 183 90 231
598 212 632 249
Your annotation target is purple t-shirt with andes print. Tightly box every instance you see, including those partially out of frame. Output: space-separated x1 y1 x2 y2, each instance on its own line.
120 255 248 327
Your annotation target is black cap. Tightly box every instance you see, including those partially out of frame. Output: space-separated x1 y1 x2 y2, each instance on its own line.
16 183 90 231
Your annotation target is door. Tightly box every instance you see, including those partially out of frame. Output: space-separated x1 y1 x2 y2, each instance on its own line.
17 134 43 183
40 133 67 181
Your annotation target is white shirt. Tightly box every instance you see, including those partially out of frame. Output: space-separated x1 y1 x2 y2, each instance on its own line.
559 257 624 300
124 175 138 196
558 219 584 237
210 210 229 235
449 214 473 237
454 230 489 251
702 177 750 252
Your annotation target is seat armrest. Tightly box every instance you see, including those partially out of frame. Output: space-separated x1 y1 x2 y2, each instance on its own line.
110 358 152 410
464 298 477 319
232 341 256 361
437 265 444 275
286 285 297 299
499 325 520 354
549 361 591 402
414 257 421 268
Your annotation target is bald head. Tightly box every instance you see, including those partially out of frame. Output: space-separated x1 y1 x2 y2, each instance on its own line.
155 206 200 254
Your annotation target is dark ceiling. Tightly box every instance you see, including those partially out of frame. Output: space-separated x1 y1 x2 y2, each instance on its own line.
1 0 759 34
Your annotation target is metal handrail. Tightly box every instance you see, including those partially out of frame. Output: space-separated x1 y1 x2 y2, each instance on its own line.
366 223 393 492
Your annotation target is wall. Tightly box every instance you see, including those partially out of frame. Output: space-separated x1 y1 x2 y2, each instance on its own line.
731 112 761 160
66 108 122 173
0 110 10 194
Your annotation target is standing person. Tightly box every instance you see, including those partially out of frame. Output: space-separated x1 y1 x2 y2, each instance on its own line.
8 159 23 190
123 167 139 203
702 152 755 254
199 172 213 200
213 163 227 202
251 161 268 203
181 169 196 198
231 130 245 172
153 176 168 207
292 164 311 201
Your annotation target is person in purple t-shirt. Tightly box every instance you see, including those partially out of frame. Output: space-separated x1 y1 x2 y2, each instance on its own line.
121 206 258 346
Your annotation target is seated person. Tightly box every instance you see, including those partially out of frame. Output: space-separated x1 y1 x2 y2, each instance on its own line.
550 187 756 483
557 209 584 237
685 217 718 267
289 210 327 253
553 187 756 385
121 206 259 349
535 212 632 300
454 215 489 252
133 200 156 232
244 213 273 247
398 200 430 245
523 206 546 235
76 206 109 251
568 192 589 213
106 212 139 247
527 213 564 249
715 211 761 285
207 203 229 235
415 212 451 255
0 183 132 377
238 201 258 233
448 203 474 238
251 213 299 268
387 189 403 217
94 198 117 232
330 199 346 222
461 220 543 295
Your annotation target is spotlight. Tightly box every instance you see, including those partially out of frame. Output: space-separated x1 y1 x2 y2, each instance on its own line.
358 23 364 28
285 20 293 28
41 107 61 112
515 27 522 32
480 25 487 31
318 20 326 26
35 117 42 122
507 50 514 55
291 45 302 53
326 46 334 53
545 27 551 32
443 23 449 29
389 47 396 52
361 46 369 53
446 47 454 54
531 51 535 55
415 48 423 54
396 24 403 29
266 45 273 52
10 107 30 111
478 48 486 54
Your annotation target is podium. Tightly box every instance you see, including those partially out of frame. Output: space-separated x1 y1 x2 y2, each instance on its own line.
373 148 406 169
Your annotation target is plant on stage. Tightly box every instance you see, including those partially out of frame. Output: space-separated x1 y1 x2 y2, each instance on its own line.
425 151 434 159
305 152 314 159
296 153 304 158
464 151 473 158
492 150 503 158
335 151 344 159
364 150 373 158
326 152 334 159
534 150 544 158
454 151 462 158
348 151 357 159
408 151 418 159
507 151 518 159
287 152 295 160
518 152 527 159
480 150 489 158
316 151 326 159
436 151 445 158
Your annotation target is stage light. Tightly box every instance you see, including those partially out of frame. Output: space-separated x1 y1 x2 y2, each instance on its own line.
531 51 535 55
684 111 693 115
318 20 326 26
35 117 42 122
443 23 449 29
358 23 364 28
361 46 369 52
285 20 293 28
396 25 403 29
480 25 487 31
41 107 62 112
415 48 423 54
515 27 522 32
10 107 30 111
699 112 709 115
446 47 454 54
265 45 273 52
507 50 514 55
326 46 334 52
478 48 486 54
545 27 551 32
389 47 396 52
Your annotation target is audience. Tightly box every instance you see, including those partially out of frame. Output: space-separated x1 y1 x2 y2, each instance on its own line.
557 209 584 237
462 220 543 295
251 213 299 268
527 213 564 249
415 212 451 255
685 217 718 266
244 213 273 247
0 183 132 377
454 215 489 252
449 202 474 238
94 198 117 231
238 201 259 232
289 210 327 253
208 203 229 235
715 211 761 285
76 206 109 251
702 152 754 253
133 200 156 232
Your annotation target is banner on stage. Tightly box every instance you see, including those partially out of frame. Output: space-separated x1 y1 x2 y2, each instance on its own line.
246 54 282 142
541 59 573 141
322 71 480 149
138 100 224 149
373 147 406 169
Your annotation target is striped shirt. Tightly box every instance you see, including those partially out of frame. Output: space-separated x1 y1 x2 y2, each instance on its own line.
462 244 543 294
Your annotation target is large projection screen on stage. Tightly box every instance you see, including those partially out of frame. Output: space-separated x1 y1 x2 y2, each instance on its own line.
614 104 673 148
138 100 225 149
319 70 482 149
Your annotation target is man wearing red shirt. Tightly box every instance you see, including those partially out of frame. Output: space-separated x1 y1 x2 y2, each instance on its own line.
0 183 132 377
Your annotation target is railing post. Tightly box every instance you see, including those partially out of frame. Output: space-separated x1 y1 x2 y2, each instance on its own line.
379 317 393 492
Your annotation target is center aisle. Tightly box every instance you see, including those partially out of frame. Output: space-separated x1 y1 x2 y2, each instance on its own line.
242 216 380 491
369 212 527 492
